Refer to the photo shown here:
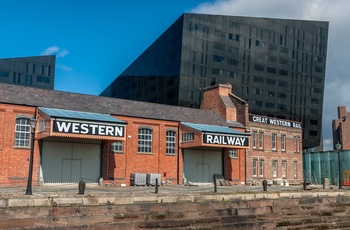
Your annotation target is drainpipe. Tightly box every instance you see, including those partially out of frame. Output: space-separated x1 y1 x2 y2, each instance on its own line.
245 148 247 185
106 141 117 186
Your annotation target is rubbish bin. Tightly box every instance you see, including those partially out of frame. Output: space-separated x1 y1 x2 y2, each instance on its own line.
262 179 267 191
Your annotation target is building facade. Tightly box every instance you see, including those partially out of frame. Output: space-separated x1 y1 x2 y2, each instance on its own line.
0 82 302 187
101 13 328 150
0 83 249 186
200 83 303 185
332 106 350 150
0 55 55 89
247 114 303 185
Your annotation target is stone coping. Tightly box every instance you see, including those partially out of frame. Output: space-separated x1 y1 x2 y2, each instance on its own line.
1 191 348 208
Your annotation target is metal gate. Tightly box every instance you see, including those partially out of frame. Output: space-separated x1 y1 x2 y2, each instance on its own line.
41 141 101 184
183 149 222 183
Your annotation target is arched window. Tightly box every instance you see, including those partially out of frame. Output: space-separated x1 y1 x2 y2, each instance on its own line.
166 130 176 155
14 118 31 147
138 128 152 153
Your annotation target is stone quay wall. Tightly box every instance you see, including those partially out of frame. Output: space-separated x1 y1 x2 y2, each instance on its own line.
1 191 350 229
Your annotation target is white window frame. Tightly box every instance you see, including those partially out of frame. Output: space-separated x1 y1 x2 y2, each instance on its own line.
252 131 257 148
138 128 152 153
272 133 277 150
294 160 298 178
294 136 301 153
166 130 176 155
111 141 123 153
14 118 31 147
229 149 237 158
182 132 194 142
259 158 264 177
272 159 278 177
281 134 286 151
282 160 287 177
259 131 263 149
253 158 257 177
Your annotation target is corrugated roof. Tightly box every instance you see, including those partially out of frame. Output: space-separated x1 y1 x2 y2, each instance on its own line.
39 107 126 124
0 83 244 128
181 122 249 136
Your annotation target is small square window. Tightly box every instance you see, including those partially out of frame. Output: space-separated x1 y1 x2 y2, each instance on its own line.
229 150 237 158
111 141 123 153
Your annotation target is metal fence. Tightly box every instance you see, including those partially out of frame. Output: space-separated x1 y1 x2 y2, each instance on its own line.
303 150 350 185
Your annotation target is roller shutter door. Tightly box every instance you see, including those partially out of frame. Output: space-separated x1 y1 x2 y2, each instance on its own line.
183 149 222 183
42 141 101 184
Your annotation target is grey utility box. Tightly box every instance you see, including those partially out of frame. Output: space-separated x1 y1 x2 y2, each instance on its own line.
146 173 161 186
130 173 147 186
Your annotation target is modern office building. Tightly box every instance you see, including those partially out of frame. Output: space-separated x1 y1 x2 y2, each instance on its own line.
101 13 329 149
0 55 55 89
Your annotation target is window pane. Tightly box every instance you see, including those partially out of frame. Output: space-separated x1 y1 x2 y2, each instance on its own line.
14 118 31 147
111 141 123 152
166 131 176 154
138 128 152 153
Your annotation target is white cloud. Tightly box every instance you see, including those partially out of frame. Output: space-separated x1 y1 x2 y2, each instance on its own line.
192 0 350 150
40 45 69 58
58 49 69 58
57 63 72 71
40 45 59 56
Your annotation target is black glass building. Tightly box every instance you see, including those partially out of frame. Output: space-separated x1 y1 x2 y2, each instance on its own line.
101 13 329 149
0 55 55 89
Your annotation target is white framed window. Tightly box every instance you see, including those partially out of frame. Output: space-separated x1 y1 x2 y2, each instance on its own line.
252 131 257 148
259 158 264 177
14 118 31 147
259 131 264 149
138 128 152 153
272 133 277 150
229 149 237 158
182 132 194 142
281 134 286 151
253 158 257 177
38 120 46 132
282 160 287 177
272 159 278 177
166 130 176 155
294 160 298 178
294 136 301 153
111 141 123 153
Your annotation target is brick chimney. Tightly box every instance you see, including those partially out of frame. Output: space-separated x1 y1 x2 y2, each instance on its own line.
200 83 248 125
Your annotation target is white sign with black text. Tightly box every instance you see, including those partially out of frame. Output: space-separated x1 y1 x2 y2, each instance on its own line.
249 115 302 129
53 120 125 137
203 134 249 147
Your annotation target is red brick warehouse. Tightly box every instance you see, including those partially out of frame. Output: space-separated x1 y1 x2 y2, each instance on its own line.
0 82 302 187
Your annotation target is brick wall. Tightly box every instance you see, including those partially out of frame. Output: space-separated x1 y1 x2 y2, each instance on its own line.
200 83 303 185
333 106 350 150
0 104 38 186
104 116 180 186
246 119 303 184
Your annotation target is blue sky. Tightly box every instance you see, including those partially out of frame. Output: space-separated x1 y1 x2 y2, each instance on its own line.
1 0 350 150
0 0 210 95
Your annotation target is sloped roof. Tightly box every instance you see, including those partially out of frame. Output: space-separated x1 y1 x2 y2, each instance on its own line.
39 107 126 124
0 83 244 127
181 122 249 136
